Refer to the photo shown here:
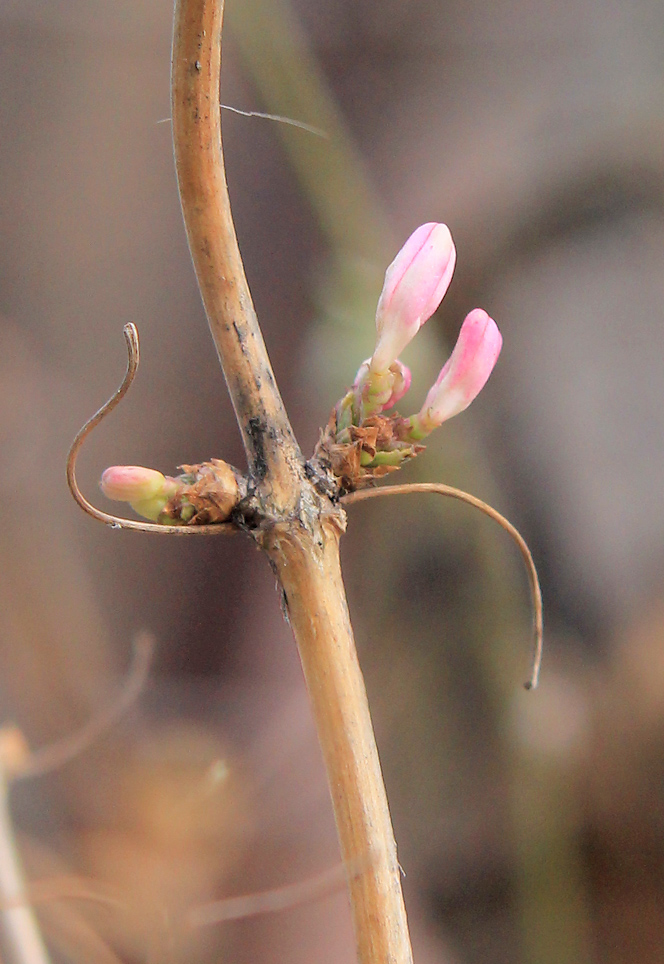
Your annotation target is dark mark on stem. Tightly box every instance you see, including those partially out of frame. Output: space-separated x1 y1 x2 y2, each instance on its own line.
247 416 268 482
280 588 290 624
233 320 250 359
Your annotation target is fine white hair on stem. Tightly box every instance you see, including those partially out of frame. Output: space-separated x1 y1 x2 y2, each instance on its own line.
156 104 329 139
220 104 329 138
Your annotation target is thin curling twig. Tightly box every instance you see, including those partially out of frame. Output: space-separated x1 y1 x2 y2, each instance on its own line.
12 633 154 783
188 862 347 928
66 324 232 536
0 877 125 915
341 482 544 689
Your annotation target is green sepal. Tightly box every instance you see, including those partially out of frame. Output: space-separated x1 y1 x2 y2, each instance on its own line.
130 495 171 522
361 449 410 468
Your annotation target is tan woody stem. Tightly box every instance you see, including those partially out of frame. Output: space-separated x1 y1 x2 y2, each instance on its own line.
171 2 413 962
172 0 302 510
260 517 413 964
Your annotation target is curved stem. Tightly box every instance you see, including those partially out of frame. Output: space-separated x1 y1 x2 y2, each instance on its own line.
171 0 302 507
342 483 544 689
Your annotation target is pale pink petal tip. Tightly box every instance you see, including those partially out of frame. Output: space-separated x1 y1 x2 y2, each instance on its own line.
352 360 371 391
420 309 502 427
383 360 412 409
100 465 166 503
371 222 456 372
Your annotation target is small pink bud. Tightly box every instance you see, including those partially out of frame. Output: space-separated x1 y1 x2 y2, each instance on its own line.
416 309 502 433
100 466 181 522
100 465 167 503
371 223 456 373
353 358 412 414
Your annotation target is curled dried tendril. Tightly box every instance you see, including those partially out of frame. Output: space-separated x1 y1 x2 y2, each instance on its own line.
341 483 543 690
66 324 234 536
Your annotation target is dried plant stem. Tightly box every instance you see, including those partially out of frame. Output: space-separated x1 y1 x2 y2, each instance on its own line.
172 0 302 511
0 766 52 964
260 518 412 964
171 2 413 962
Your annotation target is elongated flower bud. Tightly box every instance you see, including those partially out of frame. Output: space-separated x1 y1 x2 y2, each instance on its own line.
100 466 179 522
100 465 167 502
370 223 456 374
411 309 502 437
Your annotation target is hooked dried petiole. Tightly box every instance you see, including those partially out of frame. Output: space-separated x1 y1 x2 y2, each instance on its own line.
66 324 233 535
341 482 544 689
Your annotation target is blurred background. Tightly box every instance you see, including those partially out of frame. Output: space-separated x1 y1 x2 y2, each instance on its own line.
1 0 663 962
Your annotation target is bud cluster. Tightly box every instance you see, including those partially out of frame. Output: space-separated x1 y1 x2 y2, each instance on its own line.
315 222 502 490
100 459 240 525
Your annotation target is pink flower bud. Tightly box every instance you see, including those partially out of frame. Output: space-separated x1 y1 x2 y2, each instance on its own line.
371 223 456 373
100 466 182 522
100 465 167 503
416 309 502 433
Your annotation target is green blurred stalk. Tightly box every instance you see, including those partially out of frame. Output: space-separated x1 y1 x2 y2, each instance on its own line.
226 0 392 260
511 753 594 964
227 3 594 962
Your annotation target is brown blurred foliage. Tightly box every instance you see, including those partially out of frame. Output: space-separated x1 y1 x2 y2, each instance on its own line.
0 1 663 963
